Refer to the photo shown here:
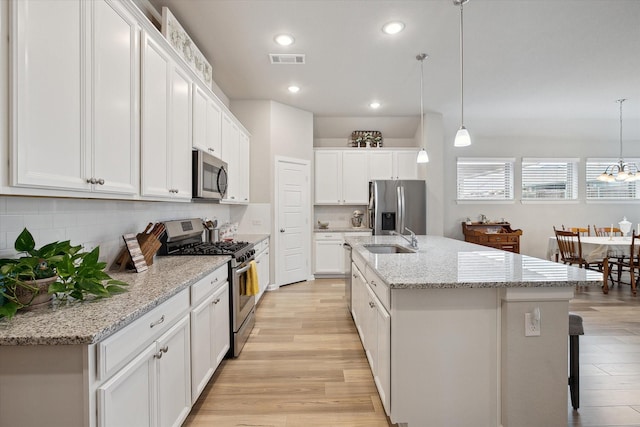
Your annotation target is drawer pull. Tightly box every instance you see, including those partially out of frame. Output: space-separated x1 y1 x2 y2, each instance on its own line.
370 280 377 286
160 345 168 353
153 351 163 359
213 298 221 304
369 301 375 308
150 315 165 328
212 277 219 283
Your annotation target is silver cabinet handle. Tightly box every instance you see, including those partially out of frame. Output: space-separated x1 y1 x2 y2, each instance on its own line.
369 301 375 308
154 351 163 359
212 277 219 283
150 315 165 328
160 345 168 353
370 280 377 287
280 228 285 233
86 177 97 184
208 147 214 152
213 298 220 304
97 178 105 185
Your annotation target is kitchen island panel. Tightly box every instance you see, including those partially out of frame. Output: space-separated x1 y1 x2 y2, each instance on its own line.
391 287 499 426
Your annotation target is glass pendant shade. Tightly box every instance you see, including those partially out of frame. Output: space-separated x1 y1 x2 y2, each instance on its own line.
417 148 429 163
454 126 471 147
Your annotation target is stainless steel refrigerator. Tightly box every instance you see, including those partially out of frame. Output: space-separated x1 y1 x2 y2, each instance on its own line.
368 180 426 235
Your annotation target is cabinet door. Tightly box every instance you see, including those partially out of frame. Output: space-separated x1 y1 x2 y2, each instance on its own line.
314 151 341 204
363 285 378 372
212 282 230 366
11 0 88 191
238 130 250 203
395 151 419 179
256 248 270 301
91 0 139 195
314 236 345 274
97 343 156 427
168 66 192 199
374 297 391 415
157 315 191 427
221 113 240 201
351 263 366 336
342 151 369 204
141 32 170 197
190 296 215 402
207 98 223 156
192 84 208 152
368 151 394 181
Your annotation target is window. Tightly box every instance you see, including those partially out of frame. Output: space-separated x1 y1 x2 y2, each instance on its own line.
457 158 514 201
521 158 578 200
586 159 640 200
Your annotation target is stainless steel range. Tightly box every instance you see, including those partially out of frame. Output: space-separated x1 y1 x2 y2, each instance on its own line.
159 218 256 357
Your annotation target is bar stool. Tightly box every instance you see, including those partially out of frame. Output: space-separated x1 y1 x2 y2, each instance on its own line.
569 313 584 410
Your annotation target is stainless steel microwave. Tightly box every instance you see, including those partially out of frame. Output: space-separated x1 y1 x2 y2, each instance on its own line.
192 150 228 200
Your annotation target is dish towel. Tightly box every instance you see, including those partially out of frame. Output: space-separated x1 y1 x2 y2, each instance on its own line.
243 260 259 296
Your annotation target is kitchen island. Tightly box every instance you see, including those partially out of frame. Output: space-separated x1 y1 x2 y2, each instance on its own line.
346 235 601 427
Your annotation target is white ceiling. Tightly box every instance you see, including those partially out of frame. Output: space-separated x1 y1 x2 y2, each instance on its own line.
146 0 640 142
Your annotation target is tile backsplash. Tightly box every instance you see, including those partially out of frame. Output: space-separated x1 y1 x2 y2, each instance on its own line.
0 196 231 266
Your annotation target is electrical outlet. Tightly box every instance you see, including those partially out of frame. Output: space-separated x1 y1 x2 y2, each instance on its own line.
525 311 541 337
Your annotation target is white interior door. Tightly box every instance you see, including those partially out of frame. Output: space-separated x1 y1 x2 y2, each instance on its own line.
276 157 310 287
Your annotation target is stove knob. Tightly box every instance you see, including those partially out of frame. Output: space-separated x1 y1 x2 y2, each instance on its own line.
238 255 245 263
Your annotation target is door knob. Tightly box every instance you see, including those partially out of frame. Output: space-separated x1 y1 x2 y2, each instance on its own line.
280 228 285 232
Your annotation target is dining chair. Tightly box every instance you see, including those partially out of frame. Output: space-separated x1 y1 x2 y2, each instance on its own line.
618 231 640 296
554 227 610 281
592 226 622 237
562 225 591 236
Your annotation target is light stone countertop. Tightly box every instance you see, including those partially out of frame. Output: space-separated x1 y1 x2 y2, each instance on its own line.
314 227 371 233
347 235 603 289
0 256 229 346
234 234 270 244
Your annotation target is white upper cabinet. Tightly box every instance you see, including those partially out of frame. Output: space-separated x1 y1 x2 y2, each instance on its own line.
314 150 368 205
11 0 139 195
192 84 222 157
369 150 418 180
221 112 250 204
141 31 191 200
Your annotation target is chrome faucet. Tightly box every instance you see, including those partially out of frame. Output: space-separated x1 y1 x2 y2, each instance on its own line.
394 227 419 249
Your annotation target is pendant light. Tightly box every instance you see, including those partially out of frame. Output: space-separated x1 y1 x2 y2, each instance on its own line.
416 53 429 163
597 98 639 182
454 0 471 147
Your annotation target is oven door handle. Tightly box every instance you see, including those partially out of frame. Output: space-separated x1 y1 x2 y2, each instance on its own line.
236 263 252 274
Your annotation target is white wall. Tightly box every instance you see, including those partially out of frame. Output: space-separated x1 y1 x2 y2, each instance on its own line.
443 133 640 259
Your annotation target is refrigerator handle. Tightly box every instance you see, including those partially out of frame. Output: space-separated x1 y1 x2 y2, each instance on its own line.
396 185 402 233
400 185 406 233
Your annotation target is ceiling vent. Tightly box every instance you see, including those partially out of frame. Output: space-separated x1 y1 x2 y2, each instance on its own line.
269 53 305 64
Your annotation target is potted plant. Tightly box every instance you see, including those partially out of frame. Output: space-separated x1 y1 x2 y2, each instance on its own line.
0 228 127 319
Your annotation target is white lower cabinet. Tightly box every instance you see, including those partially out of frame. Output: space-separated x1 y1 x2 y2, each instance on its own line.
351 260 391 415
314 231 371 276
97 315 191 427
190 267 230 402
255 238 270 303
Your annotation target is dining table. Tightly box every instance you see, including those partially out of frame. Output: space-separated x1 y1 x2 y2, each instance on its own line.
547 235 639 294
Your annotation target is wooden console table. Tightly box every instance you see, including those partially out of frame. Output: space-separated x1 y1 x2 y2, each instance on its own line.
462 222 522 253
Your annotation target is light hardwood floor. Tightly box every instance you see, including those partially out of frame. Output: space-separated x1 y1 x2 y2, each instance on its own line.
184 278 640 427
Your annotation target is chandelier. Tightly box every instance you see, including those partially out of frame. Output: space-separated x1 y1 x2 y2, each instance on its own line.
597 99 640 183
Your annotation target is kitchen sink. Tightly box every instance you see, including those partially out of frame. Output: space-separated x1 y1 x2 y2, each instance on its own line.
363 244 416 254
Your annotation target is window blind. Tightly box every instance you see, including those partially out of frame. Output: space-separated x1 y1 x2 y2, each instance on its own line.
586 159 640 200
457 158 514 200
521 158 578 200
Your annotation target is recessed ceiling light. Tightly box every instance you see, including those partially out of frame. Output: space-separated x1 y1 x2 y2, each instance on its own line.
370 102 381 109
274 34 295 46
382 21 405 35
288 85 300 93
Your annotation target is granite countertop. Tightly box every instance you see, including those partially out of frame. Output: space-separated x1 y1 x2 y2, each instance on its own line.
314 227 371 233
0 256 229 346
235 233 270 244
346 235 602 290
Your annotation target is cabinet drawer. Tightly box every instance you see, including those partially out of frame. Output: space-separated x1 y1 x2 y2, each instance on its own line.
254 238 269 253
364 267 390 311
97 288 190 381
315 232 342 240
191 264 228 307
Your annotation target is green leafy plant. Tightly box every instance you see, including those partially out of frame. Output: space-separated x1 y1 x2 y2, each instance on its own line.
0 228 128 319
